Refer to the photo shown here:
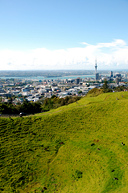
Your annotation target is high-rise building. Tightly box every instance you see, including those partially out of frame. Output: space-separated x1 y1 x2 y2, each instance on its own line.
95 59 97 74
115 73 121 84
110 71 113 77
96 73 99 81
76 77 81 84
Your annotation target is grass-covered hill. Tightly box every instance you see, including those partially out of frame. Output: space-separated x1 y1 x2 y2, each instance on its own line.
1 91 128 193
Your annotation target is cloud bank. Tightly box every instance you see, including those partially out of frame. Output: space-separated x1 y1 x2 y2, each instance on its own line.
0 39 128 70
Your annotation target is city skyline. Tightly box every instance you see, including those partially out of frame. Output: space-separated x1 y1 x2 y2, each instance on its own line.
0 0 128 70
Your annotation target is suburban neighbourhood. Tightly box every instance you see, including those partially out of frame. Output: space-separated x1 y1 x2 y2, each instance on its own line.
0 70 128 105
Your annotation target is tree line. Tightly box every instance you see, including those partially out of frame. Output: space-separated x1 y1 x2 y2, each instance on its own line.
88 79 128 96
0 95 81 115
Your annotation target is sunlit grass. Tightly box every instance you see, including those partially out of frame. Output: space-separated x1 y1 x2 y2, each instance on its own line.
1 91 128 192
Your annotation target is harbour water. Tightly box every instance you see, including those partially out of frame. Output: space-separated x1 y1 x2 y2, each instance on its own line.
0 74 96 80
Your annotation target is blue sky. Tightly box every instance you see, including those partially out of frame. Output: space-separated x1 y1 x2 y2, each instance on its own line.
0 0 128 70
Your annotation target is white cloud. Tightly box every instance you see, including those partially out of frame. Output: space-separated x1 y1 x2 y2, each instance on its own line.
0 39 128 70
81 42 90 46
96 39 126 48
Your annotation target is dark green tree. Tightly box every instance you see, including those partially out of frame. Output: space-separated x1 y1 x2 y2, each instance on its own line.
102 79 108 90
102 79 112 93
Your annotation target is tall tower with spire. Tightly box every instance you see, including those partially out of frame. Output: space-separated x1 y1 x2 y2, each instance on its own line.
95 59 99 81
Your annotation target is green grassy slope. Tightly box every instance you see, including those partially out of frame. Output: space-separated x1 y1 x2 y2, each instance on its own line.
1 91 128 193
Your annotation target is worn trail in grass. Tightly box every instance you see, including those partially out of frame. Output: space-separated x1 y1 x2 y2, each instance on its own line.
1 92 128 192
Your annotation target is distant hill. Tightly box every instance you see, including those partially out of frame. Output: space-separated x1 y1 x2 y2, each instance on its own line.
1 91 128 193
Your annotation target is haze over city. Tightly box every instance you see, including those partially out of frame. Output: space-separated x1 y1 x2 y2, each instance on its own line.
0 0 128 70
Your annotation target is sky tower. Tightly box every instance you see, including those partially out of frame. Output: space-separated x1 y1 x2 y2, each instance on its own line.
95 59 99 80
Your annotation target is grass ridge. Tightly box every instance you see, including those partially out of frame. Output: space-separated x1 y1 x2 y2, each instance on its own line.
1 91 128 192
